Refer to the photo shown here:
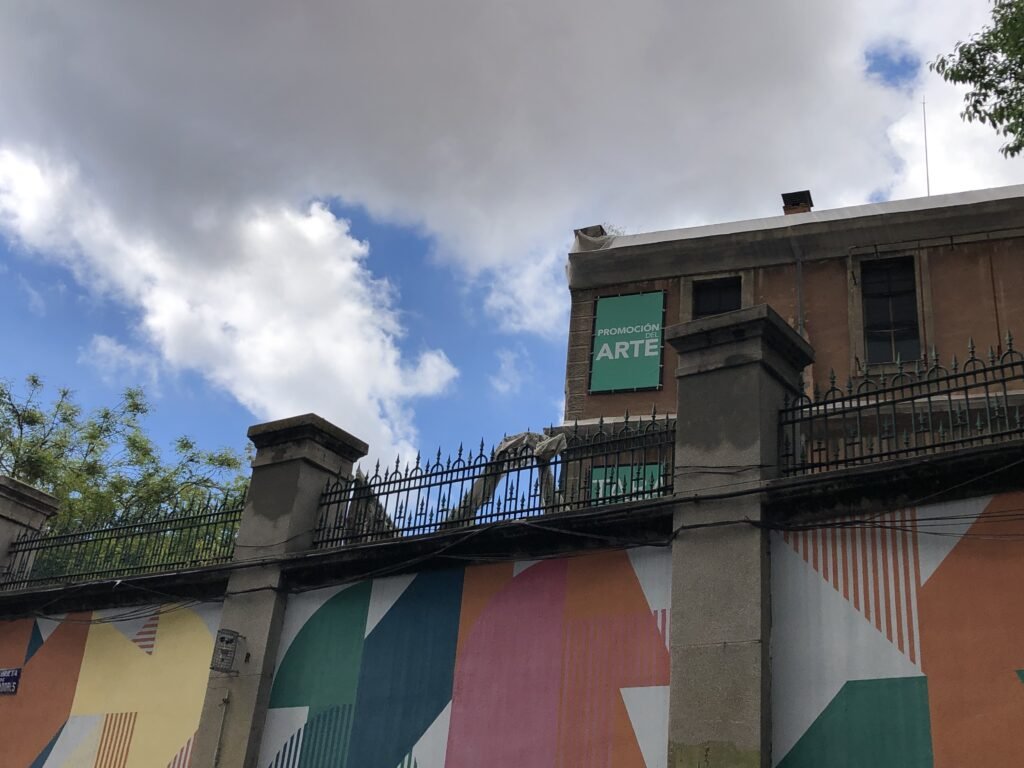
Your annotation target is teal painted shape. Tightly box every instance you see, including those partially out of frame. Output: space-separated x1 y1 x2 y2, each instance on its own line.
24 620 44 664
270 581 371 711
29 722 64 768
268 581 372 767
346 568 464 768
777 677 933 768
1017 670 1024 683
297 705 352 768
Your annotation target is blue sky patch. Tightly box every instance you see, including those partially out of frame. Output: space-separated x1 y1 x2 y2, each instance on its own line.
865 41 920 89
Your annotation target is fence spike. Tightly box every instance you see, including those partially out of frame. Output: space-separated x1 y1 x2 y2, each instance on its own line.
989 346 997 365
623 409 630 423
829 369 836 388
1007 330 1015 352
967 337 976 359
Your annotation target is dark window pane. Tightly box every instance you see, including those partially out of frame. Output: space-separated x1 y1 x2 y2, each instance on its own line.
894 335 921 362
863 296 891 330
890 294 919 326
693 277 741 318
866 331 893 364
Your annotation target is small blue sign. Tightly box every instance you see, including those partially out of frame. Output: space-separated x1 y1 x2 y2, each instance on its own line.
0 667 21 695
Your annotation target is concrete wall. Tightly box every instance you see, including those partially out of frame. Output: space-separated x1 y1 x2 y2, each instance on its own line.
257 547 671 767
0 601 221 766
771 491 1024 767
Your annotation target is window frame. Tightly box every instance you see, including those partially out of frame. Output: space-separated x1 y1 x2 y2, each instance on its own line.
847 251 933 375
680 270 754 322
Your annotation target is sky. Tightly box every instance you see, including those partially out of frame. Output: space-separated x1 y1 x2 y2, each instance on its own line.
0 0 1022 473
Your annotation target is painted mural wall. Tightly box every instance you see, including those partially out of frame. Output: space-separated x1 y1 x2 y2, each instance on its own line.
0 601 220 767
258 546 671 768
772 491 1024 767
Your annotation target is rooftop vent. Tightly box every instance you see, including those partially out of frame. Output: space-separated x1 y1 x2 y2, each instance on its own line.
782 190 814 215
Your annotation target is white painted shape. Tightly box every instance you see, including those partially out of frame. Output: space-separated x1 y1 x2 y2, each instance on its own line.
42 713 101 767
627 547 671 614
35 615 65 643
407 700 452 768
512 559 540 577
621 686 669 768
256 706 309 767
275 583 353 668
771 535 920 766
94 608 154 644
190 601 223 638
365 573 416 638
916 496 990 585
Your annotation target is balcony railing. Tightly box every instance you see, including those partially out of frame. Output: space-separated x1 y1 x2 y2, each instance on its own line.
780 335 1024 475
314 414 676 549
1 492 246 591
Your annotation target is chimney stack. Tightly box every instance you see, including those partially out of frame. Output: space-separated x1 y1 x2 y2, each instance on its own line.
782 190 814 215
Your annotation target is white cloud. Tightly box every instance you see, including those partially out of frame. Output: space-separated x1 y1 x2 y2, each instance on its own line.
0 151 457 462
489 348 527 396
0 0 1021 455
17 274 45 316
80 335 161 391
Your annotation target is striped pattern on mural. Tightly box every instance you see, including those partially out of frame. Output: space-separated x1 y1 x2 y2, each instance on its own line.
94 712 136 768
267 725 304 768
783 510 922 665
654 608 669 649
167 732 194 768
132 613 159 655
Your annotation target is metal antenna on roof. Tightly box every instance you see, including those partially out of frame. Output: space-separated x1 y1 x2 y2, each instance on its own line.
923 97 931 196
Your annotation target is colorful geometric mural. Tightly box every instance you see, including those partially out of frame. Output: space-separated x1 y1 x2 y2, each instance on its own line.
772 492 1024 767
0 602 220 767
258 547 671 768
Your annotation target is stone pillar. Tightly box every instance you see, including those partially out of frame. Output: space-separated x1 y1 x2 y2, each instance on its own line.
0 476 57 579
665 305 812 768
191 414 367 768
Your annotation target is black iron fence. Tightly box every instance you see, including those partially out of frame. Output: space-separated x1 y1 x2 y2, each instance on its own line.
1 492 246 591
315 414 676 548
780 335 1024 475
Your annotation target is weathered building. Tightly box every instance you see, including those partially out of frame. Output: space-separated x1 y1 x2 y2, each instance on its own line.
565 185 1024 420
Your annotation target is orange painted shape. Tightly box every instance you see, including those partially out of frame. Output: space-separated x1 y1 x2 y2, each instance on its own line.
456 562 515 658
555 552 670 764
0 613 90 767
608 692 647 768
919 492 1024 768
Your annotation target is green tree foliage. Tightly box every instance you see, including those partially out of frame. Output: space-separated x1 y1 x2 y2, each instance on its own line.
0 374 248 531
932 0 1024 157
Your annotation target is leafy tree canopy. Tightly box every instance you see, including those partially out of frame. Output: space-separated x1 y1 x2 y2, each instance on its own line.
932 0 1024 157
0 374 248 531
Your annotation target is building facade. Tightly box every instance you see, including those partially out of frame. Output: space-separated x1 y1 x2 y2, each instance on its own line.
565 185 1024 421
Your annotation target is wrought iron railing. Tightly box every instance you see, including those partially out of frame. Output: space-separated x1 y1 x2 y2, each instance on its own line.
1 492 246 591
315 414 676 548
780 335 1024 475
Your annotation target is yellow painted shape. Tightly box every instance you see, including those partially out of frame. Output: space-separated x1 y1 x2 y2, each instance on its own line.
70 605 216 767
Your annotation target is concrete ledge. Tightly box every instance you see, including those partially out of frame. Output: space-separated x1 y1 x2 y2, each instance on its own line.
248 413 368 464
0 476 58 524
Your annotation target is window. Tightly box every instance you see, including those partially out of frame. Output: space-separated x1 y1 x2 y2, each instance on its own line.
692 276 742 319
861 257 921 364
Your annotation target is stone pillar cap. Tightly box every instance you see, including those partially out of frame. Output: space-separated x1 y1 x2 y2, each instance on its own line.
247 413 368 463
0 475 58 520
666 304 814 369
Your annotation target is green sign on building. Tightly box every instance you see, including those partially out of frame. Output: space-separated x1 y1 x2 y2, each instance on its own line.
590 463 664 504
589 291 665 392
